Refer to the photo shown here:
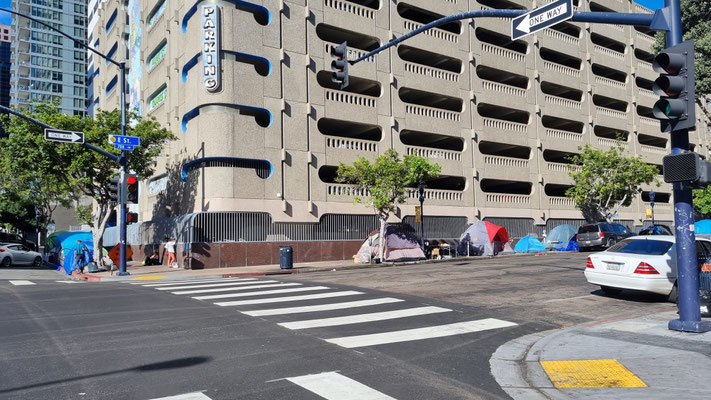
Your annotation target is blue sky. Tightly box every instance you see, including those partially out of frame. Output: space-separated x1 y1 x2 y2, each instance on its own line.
0 0 666 28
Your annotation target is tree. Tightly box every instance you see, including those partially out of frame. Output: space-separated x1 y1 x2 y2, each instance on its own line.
566 142 660 223
336 149 441 261
0 104 175 265
653 0 711 120
0 190 37 233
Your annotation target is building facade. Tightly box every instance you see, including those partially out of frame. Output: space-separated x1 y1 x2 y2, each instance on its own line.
91 0 711 253
9 0 88 116
0 24 11 137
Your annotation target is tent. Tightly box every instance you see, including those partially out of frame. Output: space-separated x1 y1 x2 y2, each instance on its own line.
555 236 580 252
51 232 93 275
514 236 546 253
44 230 69 252
457 221 513 256
544 224 578 250
355 224 426 263
696 220 711 234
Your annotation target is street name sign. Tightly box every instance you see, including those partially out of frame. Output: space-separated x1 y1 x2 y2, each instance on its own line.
114 143 135 151
44 128 84 144
109 134 140 147
511 0 573 40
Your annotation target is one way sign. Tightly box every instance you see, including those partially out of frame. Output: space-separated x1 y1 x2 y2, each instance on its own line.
44 128 84 144
511 0 573 40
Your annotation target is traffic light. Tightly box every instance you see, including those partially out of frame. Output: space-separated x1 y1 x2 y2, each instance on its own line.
108 175 120 203
652 40 696 132
126 174 138 204
330 41 349 90
126 212 138 224
663 152 711 188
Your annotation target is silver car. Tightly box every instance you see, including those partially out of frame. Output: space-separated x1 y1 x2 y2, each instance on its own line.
0 243 43 267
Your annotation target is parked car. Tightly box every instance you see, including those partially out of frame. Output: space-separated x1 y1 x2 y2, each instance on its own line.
577 223 634 251
0 243 43 267
584 235 711 302
0 232 37 251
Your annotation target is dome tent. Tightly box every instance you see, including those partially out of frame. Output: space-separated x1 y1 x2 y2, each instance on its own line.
544 224 578 250
514 236 546 253
355 224 426 263
457 221 513 256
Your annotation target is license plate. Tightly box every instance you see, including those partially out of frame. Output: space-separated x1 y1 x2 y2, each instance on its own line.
607 263 621 271
584 241 591 245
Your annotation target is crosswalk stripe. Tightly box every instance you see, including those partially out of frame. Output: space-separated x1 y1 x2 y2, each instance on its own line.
171 282 299 295
9 280 35 286
278 306 452 330
153 279 264 290
215 291 363 307
148 392 212 400
135 278 253 287
325 318 518 348
242 297 405 317
286 371 396 400
193 286 330 300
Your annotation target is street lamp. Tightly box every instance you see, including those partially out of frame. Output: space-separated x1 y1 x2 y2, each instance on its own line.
1 7 130 275
418 181 425 252
649 190 656 226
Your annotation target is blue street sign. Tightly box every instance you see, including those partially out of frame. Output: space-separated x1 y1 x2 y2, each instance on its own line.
511 0 573 40
109 134 140 147
114 143 135 151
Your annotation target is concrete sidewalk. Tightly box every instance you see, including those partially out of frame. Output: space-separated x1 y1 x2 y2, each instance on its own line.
491 311 711 399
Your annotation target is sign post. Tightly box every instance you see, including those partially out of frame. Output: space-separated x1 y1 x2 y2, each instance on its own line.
511 0 573 40
44 129 84 144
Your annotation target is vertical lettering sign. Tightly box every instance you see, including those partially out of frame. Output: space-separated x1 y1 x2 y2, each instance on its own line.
202 5 220 93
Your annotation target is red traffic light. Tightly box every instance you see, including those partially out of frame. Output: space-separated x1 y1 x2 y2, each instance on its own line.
127 176 137 185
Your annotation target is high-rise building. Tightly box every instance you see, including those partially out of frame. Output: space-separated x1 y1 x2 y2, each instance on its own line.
91 1 711 266
0 24 11 137
9 0 88 116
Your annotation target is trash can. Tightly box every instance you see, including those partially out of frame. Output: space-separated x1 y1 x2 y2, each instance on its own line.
279 245 293 269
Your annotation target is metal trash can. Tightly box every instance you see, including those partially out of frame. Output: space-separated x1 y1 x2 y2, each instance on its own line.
279 245 293 269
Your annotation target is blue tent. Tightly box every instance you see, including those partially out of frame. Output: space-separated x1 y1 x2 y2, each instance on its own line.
697 220 711 234
52 232 93 275
556 237 580 252
514 236 546 253
544 224 578 250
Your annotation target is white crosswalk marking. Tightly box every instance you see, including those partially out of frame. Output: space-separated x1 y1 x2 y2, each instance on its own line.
215 290 363 307
134 278 254 287
242 297 405 317
192 286 330 300
325 318 518 348
9 280 35 286
171 282 298 295
155 280 266 291
286 371 396 400
278 306 452 330
148 392 212 400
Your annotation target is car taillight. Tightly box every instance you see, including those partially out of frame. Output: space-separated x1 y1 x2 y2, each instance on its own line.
586 257 594 269
634 262 659 274
0 249 4 252
599 232 605 238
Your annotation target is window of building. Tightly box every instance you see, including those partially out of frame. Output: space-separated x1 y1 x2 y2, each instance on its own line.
106 8 118 34
147 1 167 28
147 41 167 70
148 85 168 110
106 42 118 65
106 75 118 96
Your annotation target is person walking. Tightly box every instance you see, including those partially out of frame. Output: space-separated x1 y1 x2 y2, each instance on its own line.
165 237 177 268
73 239 88 273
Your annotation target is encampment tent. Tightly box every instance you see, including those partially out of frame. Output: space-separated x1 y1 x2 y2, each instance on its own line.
514 236 546 253
544 224 578 250
355 224 426 263
457 221 513 256
697 220 711 234
52 231 93 275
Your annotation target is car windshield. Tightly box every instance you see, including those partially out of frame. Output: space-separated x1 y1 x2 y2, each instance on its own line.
607 239 673 255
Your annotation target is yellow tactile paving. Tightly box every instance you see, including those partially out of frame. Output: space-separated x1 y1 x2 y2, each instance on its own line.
540 359 647 388
129 276 166 280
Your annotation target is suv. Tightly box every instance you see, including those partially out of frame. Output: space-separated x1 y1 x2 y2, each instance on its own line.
578 223 634 251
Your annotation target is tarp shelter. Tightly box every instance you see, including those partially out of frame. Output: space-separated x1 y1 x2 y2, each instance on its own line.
514 236 546 253
544 225 578 250
52 232 93 275
697 220 711 234
555 236 580 252
356 224 426 263
44 230 69 251
457 221 513 256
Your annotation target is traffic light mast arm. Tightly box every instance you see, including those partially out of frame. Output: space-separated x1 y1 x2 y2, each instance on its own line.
350 10 656 65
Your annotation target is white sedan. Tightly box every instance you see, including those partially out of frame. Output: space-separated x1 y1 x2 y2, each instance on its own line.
584 235 711 302
0 243 43 267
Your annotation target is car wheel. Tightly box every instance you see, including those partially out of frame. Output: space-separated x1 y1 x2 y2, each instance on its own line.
607 239 617 248
600 286 622 296
0 257 10 267
667 281 679 303
33 256 42 267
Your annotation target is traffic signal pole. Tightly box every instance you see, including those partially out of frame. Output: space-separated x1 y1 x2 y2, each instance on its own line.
118 62 129 276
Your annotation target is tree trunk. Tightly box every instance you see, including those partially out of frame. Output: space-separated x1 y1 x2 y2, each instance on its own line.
92 203 113 266
378 216 386 262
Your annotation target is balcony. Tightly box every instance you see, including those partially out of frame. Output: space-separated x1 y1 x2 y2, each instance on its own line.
324 136 378 165
323 0 378 34
548 196 576 208
398 3 461 49
539 48 582 88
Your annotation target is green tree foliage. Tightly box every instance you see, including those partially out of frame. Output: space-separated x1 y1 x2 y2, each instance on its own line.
653 0 711 117
0 104 175 263
336 149 441 260
566 142 660 223
0 191 37 233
